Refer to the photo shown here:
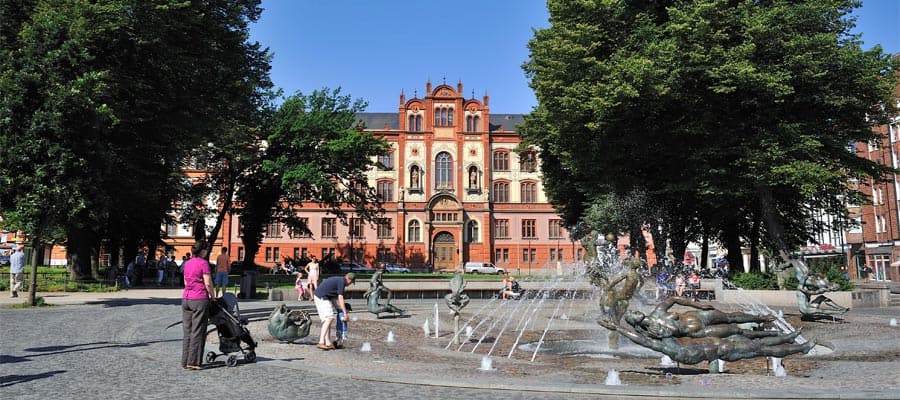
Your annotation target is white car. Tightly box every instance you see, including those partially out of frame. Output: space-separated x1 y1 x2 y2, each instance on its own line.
463 262 505 274
383 263 411 273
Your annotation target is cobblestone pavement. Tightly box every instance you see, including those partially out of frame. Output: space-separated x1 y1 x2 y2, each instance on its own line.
1 289 899 399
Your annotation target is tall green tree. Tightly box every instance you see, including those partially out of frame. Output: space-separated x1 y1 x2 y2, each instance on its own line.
0 0 273 286
522 0 897 269
236 89 390 265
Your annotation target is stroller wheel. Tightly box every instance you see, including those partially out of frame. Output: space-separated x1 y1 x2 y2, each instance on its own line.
226 355 238 367
245 351 257 363
205 351 217 364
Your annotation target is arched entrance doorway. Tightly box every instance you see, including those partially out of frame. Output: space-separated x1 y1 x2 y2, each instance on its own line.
433 232 456 271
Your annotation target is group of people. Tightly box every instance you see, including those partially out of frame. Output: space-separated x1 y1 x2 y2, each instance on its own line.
656 266 702 301
500 272 522 299
125 249 182 288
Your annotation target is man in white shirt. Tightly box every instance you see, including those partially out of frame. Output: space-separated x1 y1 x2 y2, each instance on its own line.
9 245 26 298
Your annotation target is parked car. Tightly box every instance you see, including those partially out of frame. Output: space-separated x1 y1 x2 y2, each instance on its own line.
382 263 411 273
463 261 505 274
339 263 375 273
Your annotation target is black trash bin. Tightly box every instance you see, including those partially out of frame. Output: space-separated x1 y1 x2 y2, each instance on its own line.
239 269 258 299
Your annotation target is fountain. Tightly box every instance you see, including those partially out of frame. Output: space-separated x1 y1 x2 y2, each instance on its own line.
433 303 440 338
660 355 676 367
771 357 785 377
479 355 493 371
359 342 371 352
604 369 622 385
891 318 898 327
423 318 430 337
386 331 395 342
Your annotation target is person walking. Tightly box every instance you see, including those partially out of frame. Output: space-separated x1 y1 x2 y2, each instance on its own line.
312 273 355 350
181 242 214 370
214 247 230 297
9 245 25 298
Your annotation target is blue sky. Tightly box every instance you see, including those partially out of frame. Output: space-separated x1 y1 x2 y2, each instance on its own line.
250 0 899 114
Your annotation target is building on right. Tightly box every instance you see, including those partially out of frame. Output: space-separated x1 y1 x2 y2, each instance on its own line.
847 77 900 282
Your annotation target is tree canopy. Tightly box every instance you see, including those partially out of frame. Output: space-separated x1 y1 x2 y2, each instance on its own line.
522 0 898 268
0 0 274 280
235 88 390 265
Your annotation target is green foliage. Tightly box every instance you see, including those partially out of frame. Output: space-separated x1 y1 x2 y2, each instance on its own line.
522 0 898 264
236 88 389 264
0 0 274 274
730 272 779 290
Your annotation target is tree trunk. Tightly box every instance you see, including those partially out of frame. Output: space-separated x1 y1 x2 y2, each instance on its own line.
650 220 667 268
28 239 41 306
748 215 761 272
66 227 96 280
722 221 744 274
700 233 709 270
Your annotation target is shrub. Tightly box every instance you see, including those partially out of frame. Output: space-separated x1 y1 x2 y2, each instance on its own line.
730 272 778 290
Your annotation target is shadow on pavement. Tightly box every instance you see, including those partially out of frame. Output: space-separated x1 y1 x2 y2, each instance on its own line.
0 370 66 388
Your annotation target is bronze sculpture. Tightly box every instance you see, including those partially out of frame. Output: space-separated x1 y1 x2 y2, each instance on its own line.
600 319 815 365
445 273 470 345
624 297 776 339
363 267 405 318
784 259 849 317
267 304 312 343
595 257 644 348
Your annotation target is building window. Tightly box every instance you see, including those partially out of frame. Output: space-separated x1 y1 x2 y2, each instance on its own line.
466 220 479 243
165 221 178 236
378 152 394 170
577 249 583 261
521 182 537 203
549 219 564 239
523 249 530 263
466 115 481 132
377 180 393 202
350 181 366 199
520 151 537 172
435 152 453 190
321 248 335 259
408 220 421 242
293 248 300 259
350 218 364 239
265 247 273 262
237 247 244 261
408 115 422 132
288 218 311 238
274 247 280 262
494 219 510 239
522 219 536 239
377 248 392 263
492 182 509 203
265 222 283 238
377 219 392 239
495 248 509 263
492 151 509 171
321 218 337 238
448 108 454 126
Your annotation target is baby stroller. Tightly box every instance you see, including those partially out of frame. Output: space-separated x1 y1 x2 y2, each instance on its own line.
205 293 257 367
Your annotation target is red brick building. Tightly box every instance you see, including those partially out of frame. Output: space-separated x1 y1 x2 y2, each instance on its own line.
213 80 585 272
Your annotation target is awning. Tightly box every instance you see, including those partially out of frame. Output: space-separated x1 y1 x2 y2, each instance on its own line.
866 246 894 255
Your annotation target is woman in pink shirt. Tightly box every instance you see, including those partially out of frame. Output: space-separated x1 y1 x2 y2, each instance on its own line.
181 242 214 370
